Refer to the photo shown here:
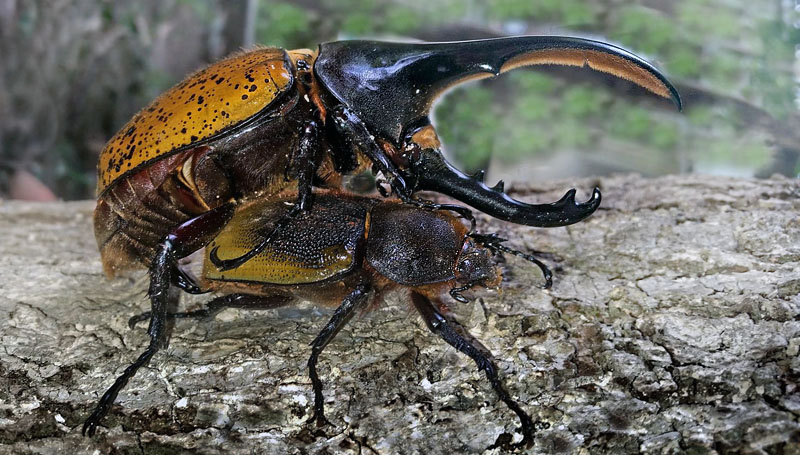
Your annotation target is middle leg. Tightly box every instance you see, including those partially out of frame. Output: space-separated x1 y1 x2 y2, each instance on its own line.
306 282 371 426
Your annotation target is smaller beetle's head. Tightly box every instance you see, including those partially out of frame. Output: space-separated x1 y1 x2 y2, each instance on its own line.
454 238 501 291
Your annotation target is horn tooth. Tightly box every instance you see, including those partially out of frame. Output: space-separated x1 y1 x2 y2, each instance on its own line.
587 187 602 205
492 180 505 192
471 170 486 182
563 188 577 204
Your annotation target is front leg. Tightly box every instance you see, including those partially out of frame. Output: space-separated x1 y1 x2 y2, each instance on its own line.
330 106 411 200
83 204 234 436
410 291 539 448
210 119 321 272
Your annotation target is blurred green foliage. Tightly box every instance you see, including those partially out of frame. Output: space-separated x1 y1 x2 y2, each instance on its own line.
252 0 797 178
2 0 797 199
257 3 312 48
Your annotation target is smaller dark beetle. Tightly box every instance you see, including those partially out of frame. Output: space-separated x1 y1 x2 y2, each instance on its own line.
94 36 681 285
85 190 553 446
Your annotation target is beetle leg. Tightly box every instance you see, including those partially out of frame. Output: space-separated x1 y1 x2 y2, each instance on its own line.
171 266 206 294
83 204 234 436
449 282 475 303
330 106 410 199
410 291 539 448
82 244 175 436
128 293 293 329
306 282 371 427
210 120 320 272
293 120 320 212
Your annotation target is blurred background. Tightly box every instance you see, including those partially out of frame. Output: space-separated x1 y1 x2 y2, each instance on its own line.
1 0 798 200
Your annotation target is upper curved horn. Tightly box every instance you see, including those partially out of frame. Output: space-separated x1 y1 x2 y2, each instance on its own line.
314 36 681 143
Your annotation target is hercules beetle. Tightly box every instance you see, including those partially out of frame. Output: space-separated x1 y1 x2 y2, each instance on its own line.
94 36 681 279
86 36 681 438
90 190 553 446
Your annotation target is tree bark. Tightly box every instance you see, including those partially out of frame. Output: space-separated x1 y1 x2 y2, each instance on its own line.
1 174 799 454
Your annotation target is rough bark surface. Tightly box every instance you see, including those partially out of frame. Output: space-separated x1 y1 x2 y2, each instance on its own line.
1 174 799 455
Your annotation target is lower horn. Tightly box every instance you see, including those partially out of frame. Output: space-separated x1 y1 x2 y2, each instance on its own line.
411 149 601 227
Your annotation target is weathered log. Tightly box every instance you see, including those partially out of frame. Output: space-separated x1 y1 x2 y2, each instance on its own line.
1 174 798 454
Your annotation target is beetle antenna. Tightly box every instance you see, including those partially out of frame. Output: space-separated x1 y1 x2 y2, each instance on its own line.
470 233 553 289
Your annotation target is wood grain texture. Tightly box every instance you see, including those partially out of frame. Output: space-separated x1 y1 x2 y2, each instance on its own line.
1 174 798 454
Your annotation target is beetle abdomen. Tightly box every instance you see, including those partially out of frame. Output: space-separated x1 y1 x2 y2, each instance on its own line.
97 47 294 195
204 194 374 284
94 149 207 276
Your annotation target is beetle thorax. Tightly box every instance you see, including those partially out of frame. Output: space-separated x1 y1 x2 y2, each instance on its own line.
365 202 467 286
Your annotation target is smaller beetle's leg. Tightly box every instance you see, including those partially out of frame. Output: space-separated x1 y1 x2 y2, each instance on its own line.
330 106 410 199
210 120 320 272
410 291 537 448
83 204 234 436
449 282 476 303
128 294 292 329
306 282 371 427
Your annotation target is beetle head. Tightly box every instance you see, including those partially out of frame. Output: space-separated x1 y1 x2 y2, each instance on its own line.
314 36 680 227
455 237 501 290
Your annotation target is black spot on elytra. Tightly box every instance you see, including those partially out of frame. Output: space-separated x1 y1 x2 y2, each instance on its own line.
241 94 248 100
216 77 225 84
249 84 257 92
180 127 187 134
197 96 204 104
190 135 198 141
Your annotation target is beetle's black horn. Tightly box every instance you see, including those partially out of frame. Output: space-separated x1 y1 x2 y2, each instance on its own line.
410 147 601 227
314 36 679 226
315 36 681 143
